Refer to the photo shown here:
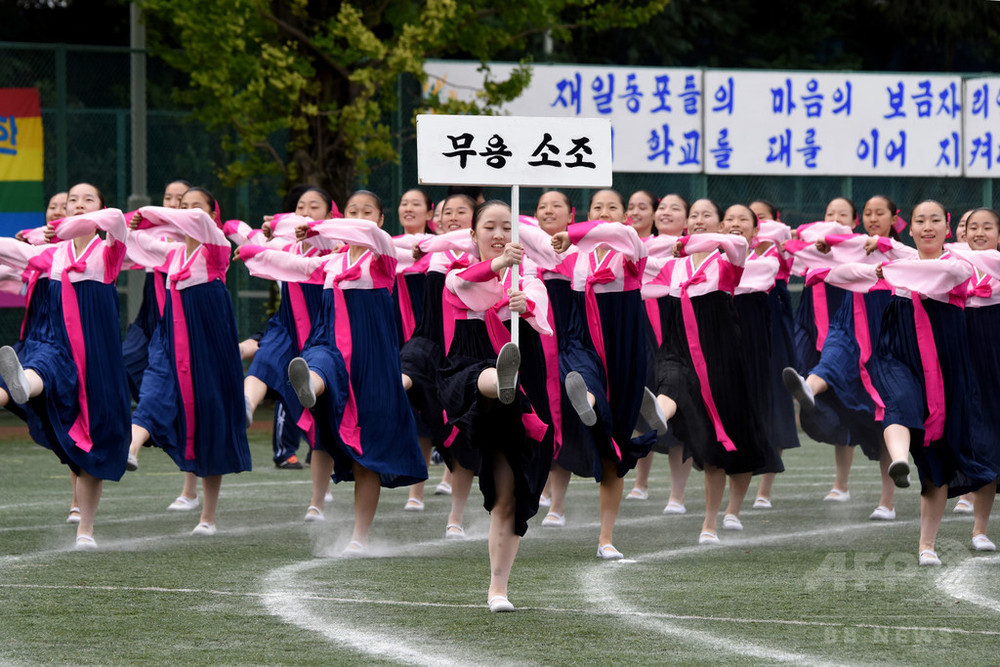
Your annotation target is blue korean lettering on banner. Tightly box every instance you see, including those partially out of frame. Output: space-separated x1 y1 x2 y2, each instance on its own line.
936 82 960 119
679 131 700 166
766 129 792 167
801 79 823 118
680 75 700 115
858 129 907 168
710 128 733 169
619 73 642 113
551 73 582 115
647 124 674 165
912 81 934 118
797 129 821 169
936 132 959 168
831 81 852 116
771 79 795 116
971 83 990 119
592 74 615 114
969 132 994 171
712 77 734 115
650 75 672 113
884 82 906 119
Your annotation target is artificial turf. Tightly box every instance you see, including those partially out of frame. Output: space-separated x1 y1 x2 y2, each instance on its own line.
1 409 998 665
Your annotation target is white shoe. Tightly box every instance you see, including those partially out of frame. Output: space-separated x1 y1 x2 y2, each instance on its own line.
288 357 316 408
565 371 597 426
434 481 452 496
823 489 851 502
699 531 720 545
191 522 216 536
973 534 996 552
304 506 325 523
445 523 466 539
954 499 974 514
597 544 624 560
869 505 896 521
538 493 551 507
639 387 669 434
0 345 30 404
324 490 333 503
752 497 772 509
495 342 521 405
341 540 366 557
781 367 814 411
541 512 565 527
488 595 515 613
66 507 81 524
403 498 424 512
75 534 98 551
125 453 138 472
918 549 942 566
663 501 686 515
626 487 649 500
722 513 743 531
167 495 199 511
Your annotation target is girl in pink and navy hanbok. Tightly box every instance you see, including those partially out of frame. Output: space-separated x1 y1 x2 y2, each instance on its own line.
549 189 660 560
244 190 426 555
125 188 252 537
398 194 476 517
942 207 1000 551
235 188 339 518
645 199 768 545
0 183 130 550
782 195 914 520
873 201 998 566
437 200 553 612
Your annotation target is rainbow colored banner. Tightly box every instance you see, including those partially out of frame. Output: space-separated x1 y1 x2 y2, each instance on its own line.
0 88 44 236
0 88 44 306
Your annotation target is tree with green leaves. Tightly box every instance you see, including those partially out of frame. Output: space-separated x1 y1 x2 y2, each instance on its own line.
136 0 669 205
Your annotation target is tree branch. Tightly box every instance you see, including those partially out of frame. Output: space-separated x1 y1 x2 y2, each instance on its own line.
259 9 354 82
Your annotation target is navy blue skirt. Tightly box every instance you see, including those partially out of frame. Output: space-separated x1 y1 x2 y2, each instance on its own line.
4 279 130 480
122 271 165 401
248 280 324 433
803 290 889 459
393 272 427 348
132 280 252 477
794 282 848 373
964 303 1000 480
874 296 997 496
304 288 426 488
559 289 654 480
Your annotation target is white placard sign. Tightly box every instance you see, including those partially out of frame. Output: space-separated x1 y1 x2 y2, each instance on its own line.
423 61 704 174
416 114 612 187
703 71 964 177
963 77 1000 178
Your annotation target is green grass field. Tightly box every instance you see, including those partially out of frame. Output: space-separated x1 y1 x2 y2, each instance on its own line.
2 409 999 665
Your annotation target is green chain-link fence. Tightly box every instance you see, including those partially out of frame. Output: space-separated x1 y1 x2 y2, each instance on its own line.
2 42 997 342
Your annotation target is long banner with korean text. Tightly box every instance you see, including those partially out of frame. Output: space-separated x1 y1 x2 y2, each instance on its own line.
424 62 1000 178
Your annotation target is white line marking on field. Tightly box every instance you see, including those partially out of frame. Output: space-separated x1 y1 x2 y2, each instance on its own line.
936 553 1000 613
6 580 998 638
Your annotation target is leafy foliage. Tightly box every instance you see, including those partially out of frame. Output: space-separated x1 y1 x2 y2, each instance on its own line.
135 0 669 204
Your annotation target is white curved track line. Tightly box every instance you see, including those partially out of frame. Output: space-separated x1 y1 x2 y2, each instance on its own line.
260 559 522 667
937 553 1000 613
